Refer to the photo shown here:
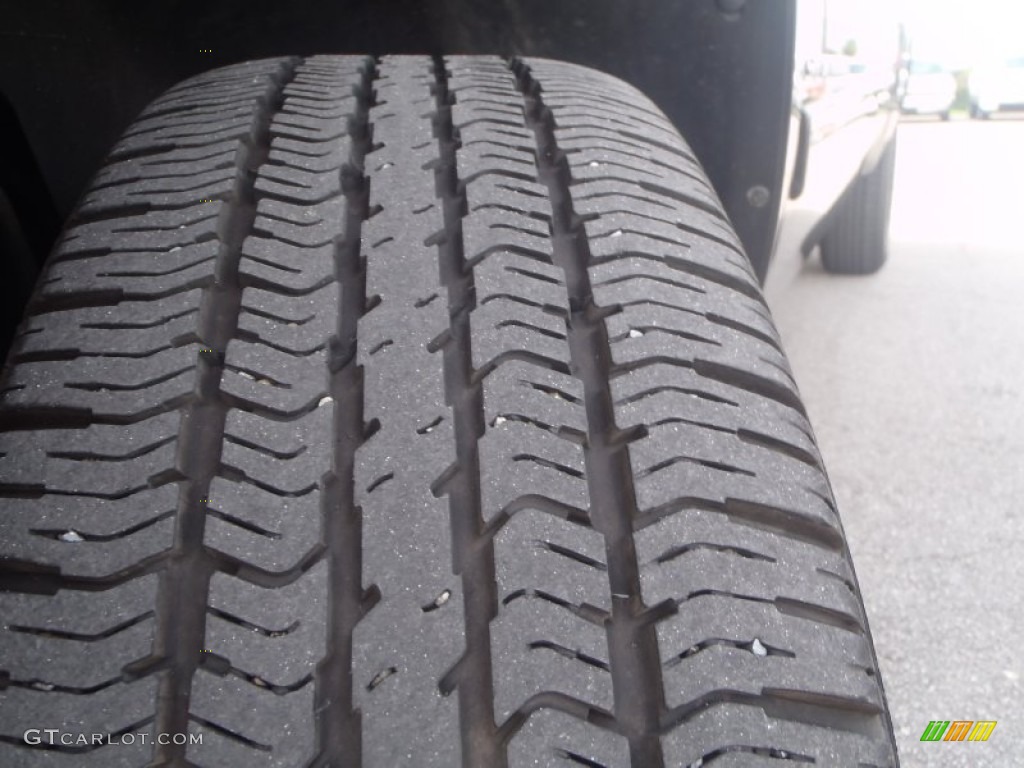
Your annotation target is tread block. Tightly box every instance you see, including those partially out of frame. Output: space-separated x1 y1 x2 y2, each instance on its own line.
188 673 316 766
113 119 257 157
590 253 758 311
43 240 218 298
661 704 893 767
239 237 335 293
465 176 551 219
19 291 203 334
252 202 344 248
79 170 236 214
13 326 192 366
57 214 219 257
0 489 176 576
493 597 612 721
572 177 732 237
605 300 782 358
652 587 872 670
461 205 551 259
609 361 810 436
223 405 330 468
659 630 880 713
481 361 586 436
255 165 343 202
625 422 828 513
18 302 201 358
508 711 630 768
0 413 179 491
222 342 329 412
583 208 738 258
491 508 613 720
0 682 159 766
566 155 720 211
634 508 852 591
471 257 569 373
474 296 566 350
205 476 322 571
94 146 238 189
643 543 856 614
0 573 157 631
0 577 162 760
267 140 346 172
625 454 829 520
2 345 198 412
478 418 589 523
239 283 333 327
206 563 328 688
221 406 331 494
3 614 153 690
126 105 254 137
152 81 270 109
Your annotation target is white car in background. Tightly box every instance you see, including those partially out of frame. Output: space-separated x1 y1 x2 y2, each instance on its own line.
901 60 957 119
970 56 1024 118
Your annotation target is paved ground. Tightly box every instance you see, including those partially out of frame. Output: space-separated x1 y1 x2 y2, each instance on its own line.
766 116 1024 767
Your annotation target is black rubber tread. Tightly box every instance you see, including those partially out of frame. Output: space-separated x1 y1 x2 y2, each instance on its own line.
820 136 897 275
0 55 897 767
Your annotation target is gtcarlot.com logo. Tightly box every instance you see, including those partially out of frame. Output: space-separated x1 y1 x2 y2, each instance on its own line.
23 730 203 747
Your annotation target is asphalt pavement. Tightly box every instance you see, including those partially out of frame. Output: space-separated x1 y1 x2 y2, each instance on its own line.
766 115 1024 767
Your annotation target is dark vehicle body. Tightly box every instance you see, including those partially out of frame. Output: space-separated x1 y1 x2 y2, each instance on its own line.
0 0 902 355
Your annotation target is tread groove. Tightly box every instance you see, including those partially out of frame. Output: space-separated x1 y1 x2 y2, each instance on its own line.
511 57 667 767
9 611 155 642
430 55 504 768
147 56 302 766
309 55 380 768
29 511 175 543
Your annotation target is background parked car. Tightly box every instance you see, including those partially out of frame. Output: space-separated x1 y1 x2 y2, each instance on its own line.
901 60 957 119
970 55 1024 118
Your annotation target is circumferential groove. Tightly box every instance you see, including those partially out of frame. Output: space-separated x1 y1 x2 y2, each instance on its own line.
428 55 503 767
148 56 303 767
508 57 667 766
310 55 382 768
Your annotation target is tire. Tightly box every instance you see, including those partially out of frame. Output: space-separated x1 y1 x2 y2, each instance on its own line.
820 135 897 275
0 56 898 767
